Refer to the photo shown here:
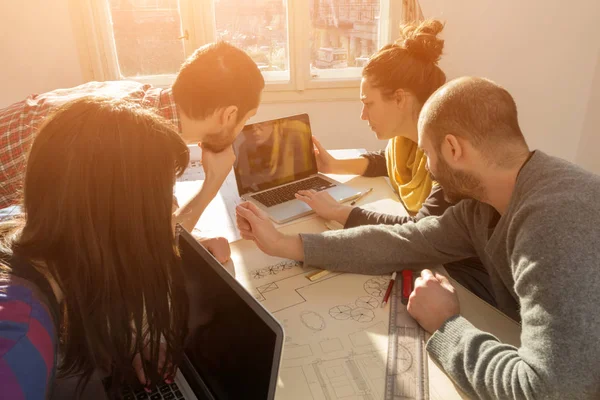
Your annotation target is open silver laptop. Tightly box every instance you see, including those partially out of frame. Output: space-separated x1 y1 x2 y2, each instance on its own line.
104 226 284 400
232 113 361 223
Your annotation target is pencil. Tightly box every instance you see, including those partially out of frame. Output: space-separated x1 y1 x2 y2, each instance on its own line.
401 270 413 305
381 271 397 308
350 187 373 206
306 269 331 281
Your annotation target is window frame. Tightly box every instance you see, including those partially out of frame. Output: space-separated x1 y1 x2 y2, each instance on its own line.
70 0 402 102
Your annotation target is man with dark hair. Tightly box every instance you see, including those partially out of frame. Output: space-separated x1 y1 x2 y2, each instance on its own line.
173 41 265 152
236 77 600 399
168 42 265 238
0 42 265 262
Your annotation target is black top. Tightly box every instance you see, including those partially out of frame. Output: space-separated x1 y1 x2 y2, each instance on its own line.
348 151 453 228
345 184 451 228
360 149 388 177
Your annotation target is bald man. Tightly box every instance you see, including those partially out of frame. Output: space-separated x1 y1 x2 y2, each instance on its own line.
236 77 600 399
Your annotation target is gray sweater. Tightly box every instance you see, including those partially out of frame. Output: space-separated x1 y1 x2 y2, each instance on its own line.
301 151 600 399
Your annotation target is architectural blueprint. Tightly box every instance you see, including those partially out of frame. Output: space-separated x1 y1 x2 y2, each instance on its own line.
233 252 392 400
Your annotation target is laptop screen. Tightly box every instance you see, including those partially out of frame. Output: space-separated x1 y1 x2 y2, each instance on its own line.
232 113 317 195
178 228 283 399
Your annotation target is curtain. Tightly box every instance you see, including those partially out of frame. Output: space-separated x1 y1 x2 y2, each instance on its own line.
401 0 425 24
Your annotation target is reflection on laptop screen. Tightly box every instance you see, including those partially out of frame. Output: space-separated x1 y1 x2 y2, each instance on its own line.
233 113 317 194
179 233 279 399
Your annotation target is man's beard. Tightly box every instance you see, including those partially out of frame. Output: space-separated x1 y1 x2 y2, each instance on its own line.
430 154 483 204
201 125 238 153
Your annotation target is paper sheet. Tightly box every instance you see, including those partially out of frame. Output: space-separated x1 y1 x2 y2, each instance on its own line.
176 175 242 242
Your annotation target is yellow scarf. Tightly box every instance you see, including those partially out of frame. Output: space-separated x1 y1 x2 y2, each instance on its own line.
385 136 433 214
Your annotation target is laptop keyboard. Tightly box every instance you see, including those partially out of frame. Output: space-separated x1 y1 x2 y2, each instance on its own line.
105 379 185 400
251 176 335 208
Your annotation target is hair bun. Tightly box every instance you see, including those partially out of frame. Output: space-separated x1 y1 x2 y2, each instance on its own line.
397 19 445 64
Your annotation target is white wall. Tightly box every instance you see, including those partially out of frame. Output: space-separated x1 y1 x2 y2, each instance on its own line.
0 0 83 107
576 50 600 174
419 0 600 164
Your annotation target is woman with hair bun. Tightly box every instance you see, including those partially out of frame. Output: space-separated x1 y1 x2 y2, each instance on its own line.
296 20 496 307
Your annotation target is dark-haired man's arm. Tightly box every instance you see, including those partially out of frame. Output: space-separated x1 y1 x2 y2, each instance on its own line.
173 146 235 263
173 146 235 232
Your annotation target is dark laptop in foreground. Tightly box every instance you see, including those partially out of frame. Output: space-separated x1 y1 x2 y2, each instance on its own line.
104 226 284 400
233 113 361 223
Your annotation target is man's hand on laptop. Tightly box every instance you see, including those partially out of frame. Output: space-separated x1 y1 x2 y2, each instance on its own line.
295 189 353 225
236 202 304 261
201 145 236 195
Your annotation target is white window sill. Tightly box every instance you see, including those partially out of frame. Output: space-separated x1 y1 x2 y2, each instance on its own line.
125 72 361 103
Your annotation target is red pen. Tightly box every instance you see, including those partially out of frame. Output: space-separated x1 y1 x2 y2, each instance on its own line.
381 272 397 308
401 270 413 305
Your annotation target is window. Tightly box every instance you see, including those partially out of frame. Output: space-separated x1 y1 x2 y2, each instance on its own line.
108 0 186 77
71 0 401 101
309 0 380 80
214 0 290 82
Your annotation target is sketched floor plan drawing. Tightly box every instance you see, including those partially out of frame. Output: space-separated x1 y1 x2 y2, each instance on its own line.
234 255 393 399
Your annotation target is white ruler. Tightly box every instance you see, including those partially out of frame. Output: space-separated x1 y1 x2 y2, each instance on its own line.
384 280 429 400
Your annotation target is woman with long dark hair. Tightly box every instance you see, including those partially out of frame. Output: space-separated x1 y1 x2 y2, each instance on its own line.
0 97 190 398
